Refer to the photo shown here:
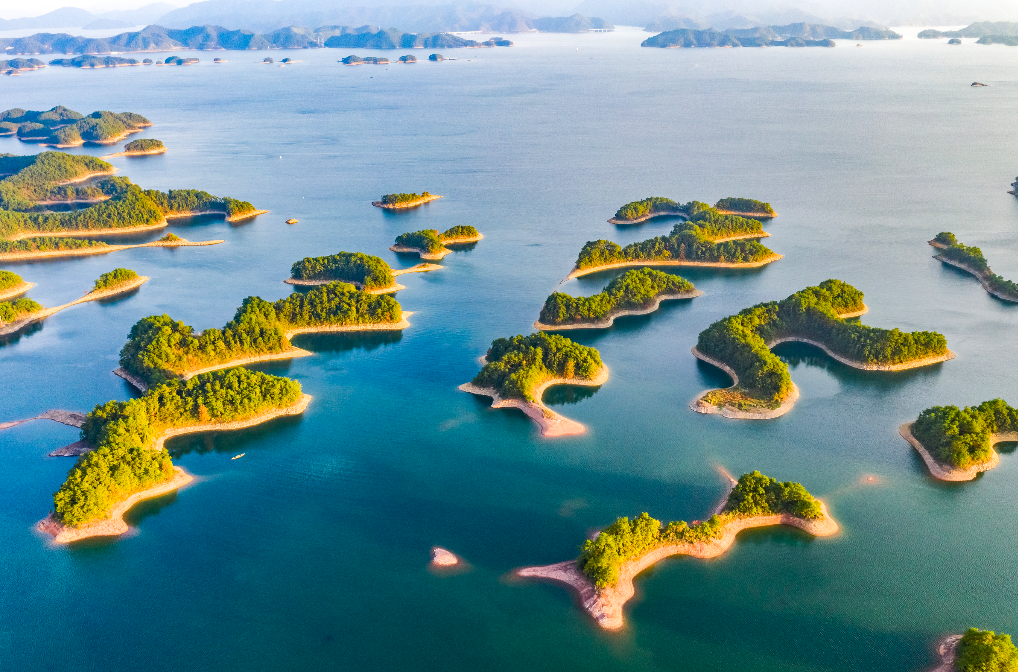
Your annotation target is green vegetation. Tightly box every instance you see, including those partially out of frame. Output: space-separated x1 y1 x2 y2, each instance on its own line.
696 280 947 410
956 628 1018 672
0 269 23 291
0 237 107 254
440 225 478 240
540 268 694 325
120 282 401 386
579 471 822 588
933 232 1018 301
53 367 302 527
394 225 480 253
471 332 603 401
144 188 256 218
613 197 686 221
93 268 138 292
381 191 432 205
0 107 150 146
0 152 111 211
289 252 395 289
159 233 182 242
715 197 775 215
123 138 164 152
912 399 1018 469
0 297 42 323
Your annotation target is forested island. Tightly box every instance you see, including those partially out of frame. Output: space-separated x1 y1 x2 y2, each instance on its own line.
0 106 150 146
118 282 408 389
38 367 310 543
459 332 608 436
0 269 32 300
518 471 838 630
372 191 442 209
341 55 389 64
641 22 900 48
287 252 402 292
105 138 166 157
928 629 1018 672
537 268 701 329
1 58 46 74
390 225 482 259
610 197 775 224
0 233 222 262
930 232 1018 302
901 399 1018 481
571 207 778 279
693 279 952 418
49 55 140 68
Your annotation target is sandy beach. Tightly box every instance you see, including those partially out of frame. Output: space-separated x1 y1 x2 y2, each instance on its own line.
534 290 703 330
102 147 168 158
564 254 783 281
607 208 689 225
0 276 149 337
459 365 610 437
517 501 837 630
0 237 223 262
899 423 1012 481
0 281 34 301
371 194 442 209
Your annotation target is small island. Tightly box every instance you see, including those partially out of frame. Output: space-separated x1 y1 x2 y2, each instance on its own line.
692 279 953 418
116 281 410 390
609 197 776 224
459 332 609 436
927 628 1018 672
901 399 1017 481
286 251 438 293
341 55 390 65
38 367 310 543
429 53 444 61
0 233 222 262
371 191 442 209
536 268 701 330
161 56 199 65
930 232 1018 302
103 138 166 158
390 225 483 259
517 471 838 630
48 55 140 69
398 55 417 63
0 106 151 146
0 58 46 74
0 269 33 301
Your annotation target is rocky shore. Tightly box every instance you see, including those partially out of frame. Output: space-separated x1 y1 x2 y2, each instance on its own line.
899 423 1013 481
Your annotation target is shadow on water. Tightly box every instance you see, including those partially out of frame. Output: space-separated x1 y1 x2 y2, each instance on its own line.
547 296 700 344
165 412 305 459
289 330 402 354
770 341 950 392
0 319 44 347
94 286 143 305
543 384 600 406
63 490 183 550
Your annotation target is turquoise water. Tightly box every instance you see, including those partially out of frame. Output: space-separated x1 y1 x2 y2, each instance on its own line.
2 29 1018 671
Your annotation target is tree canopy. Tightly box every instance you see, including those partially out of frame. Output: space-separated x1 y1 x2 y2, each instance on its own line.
289 252 395 289
540 268 694 325
0 269 23 291
0 297 42 323
93 268 138 291
472 332 603 400
956 628 1018 672
912 399 1018 469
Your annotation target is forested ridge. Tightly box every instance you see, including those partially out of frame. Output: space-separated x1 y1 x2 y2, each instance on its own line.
0 106 149 146
472 332 603 401
540 268 694 325
933 232 1018 300
289 251 395 288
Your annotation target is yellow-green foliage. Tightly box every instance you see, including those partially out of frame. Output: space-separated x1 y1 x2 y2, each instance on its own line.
93 268 138 291
0 297 42 323
540 268 693 324
0 269 23 291
471 332 603 400
956 628 1018 672
912 399 1018 469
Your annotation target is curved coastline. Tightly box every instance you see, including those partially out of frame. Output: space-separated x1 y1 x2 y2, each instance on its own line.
564 254 782 281
0 281 34 301
0 276 149 337
899 423 1012 481
101 147 168 158
390 234 483 260
165 208 269 222
925 635 962 672
932 252 1018 303
0 237 223 262
372 194 442 209
152 393 312 451
517 501 838 630
715 209 777 218
459 364 610 437
535 290 703 331
766 336 956 371
284 277 407 294
608 208 689 225
690 346 800 419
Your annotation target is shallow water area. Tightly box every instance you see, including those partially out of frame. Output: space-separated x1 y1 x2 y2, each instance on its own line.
2 26 1018 672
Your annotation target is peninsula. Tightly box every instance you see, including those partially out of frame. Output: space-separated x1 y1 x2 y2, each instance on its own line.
609 197 776 224
901 398 1017 481
0 58 46 74
0 106 150 147
117 281 409 390
929 232 1018 302
692 279 952 418
517 471 838 630
536 268 701 330
925 628 1018 672
568 207 779 280
39 367 310 543
459 332 608 436
48 55 140 68
0 233 222 262
371 191 442 209
287 251 438 293
390 225 482 259
0 269 33 301
103 138 166 158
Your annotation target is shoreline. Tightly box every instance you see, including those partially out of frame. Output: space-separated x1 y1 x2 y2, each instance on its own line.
0 276 148 337
932 252 1018 303
52 168 118 186
766 336 955 371
101 148 168 158
0 237 223 262
390 235 482 260
284 311 413 337
152 393 312 450
0 281 34 301
899 423 1012 481
534 290 703 330
371 194 442 209
926 635 962 672
517 502 837 630
165 208 269 222
690 346 800 419
608 208 689 225
564 254 782 281
284 277 407 294
714 209 777 218
459 365 610 437
6 222 169 240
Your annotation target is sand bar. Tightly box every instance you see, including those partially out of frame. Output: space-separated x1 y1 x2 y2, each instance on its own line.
564 254 783 281
517 501 837 630
0 281 34 301
459 365 609 437
0 276 148 337
372 194 442 209
535 290 703 330
899 423 1014 481
0 237 222 262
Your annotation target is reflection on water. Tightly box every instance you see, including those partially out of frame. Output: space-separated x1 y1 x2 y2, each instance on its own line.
288 330 402 354
543 383 600 406
165 412 305 459
0 319 43 347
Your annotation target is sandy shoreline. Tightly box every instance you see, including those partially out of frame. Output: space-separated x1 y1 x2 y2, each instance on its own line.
517 501 837 630
284 312 413 337
899 423 1012 481
766 337 956 371
152 393 312 450
165 208 269 222
715 209 777 218
459 365 610 437
608 208 689 225
102 147 167 158
0 237 223 262
284 277 407 294
390 234 482 260
690 347 800 419
372 194 442 209
0 276 148 337
534 290 703 330
564 254 783 281
932 252 1018 303
0 281 34 301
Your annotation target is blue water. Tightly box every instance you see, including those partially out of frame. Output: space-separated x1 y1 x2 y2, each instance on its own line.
2 28 1018 671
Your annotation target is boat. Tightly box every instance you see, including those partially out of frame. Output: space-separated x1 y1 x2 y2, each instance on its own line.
231 453 245 460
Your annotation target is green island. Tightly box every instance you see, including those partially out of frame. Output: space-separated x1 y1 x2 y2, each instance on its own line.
537 268 700 329
49 56 141 68
288 252 400 291
517 470 837 630
0 297 43 326
954 629 1018 671
902 399 1018 481
572 206 777 278
93 268 139 291
390 225 482 259
341 55 389 64
110 138 166 156
0 269 30 298
930 232 1018 302
372 191 442 209
0 106 150 146
40 367 308 541
693 279 951 418
0 58 46 73
118 282 405 389
609 196 775 224
459 332 608 437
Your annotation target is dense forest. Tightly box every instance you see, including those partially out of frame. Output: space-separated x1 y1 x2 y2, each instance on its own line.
0 269 23 291
289 252 395 288
124 138 164 152
933 232 1018 300
0 107 149 145
579 471 822 588
472 332 603 400
93 267 138 291
955 628 1018 672
380 191 433 205
613 197 685 221
49 55 140 68
121 282 401 385
696 280 947 409
0 297 42 323
715 197 775 215
394 225 480 253
53 367 303 526
912 399 1018 469
0 151 111 211
0 236 107 254
539 268 694 325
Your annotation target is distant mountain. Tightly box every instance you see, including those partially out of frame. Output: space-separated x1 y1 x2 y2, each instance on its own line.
532 14 613 32
641 24 899 48
918 22 1018 38
0 4 174 30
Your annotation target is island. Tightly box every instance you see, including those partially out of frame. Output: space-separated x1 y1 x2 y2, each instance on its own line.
116 281 410 390
536 268 701 330
0 269 33 300
0 58 46 74
286 251 439 293
517 471 838 630
38 367 310 543
1 106 151 146
1 268 148 337
429 53 444 61
48 55 140 68
161 56 199 65
900 398 1017 481
398 55 417 63
929 232 1018 302
103 138 166 158
1009 177 1018 196
371 191 442 209
341 55 389 65
692 279 953 418
609 197 776 225
0 233 223 262
926 629 1018 672
459 332 609 436
948 38 962 44
390 225 482 259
